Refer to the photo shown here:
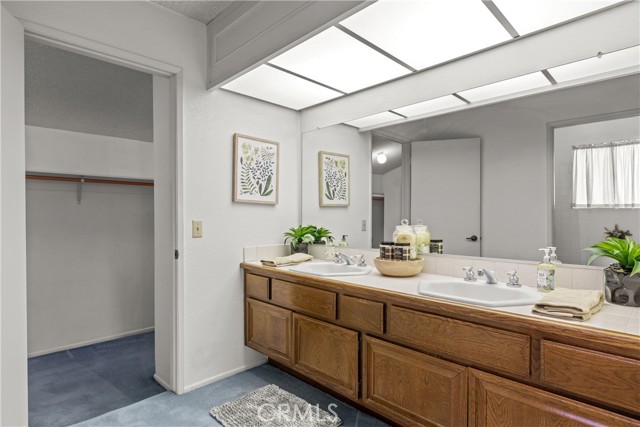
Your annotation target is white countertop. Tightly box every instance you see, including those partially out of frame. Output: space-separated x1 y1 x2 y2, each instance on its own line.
248 261 640 337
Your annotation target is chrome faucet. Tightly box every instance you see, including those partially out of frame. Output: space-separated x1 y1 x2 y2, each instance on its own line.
477 268 498 284
462 266 476 281
335 252 356 266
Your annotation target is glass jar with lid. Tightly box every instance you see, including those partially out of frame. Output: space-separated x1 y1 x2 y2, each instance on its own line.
413 219 430 255
393 219 417 260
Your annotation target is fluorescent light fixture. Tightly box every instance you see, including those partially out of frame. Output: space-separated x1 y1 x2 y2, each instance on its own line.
493 0 620 36
376 152 388 164
346 111 400 129
340 0 510 70
457 72 550 103
222 65 342 110
394 95 466 117
269 27 410 93
548 46 640 83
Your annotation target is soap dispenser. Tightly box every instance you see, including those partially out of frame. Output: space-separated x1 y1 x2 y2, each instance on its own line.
338 235 349 247
548 246 562 264
537 248 556 292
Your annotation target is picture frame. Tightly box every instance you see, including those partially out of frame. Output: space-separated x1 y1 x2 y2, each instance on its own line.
318 151 350 207
233 134 279 204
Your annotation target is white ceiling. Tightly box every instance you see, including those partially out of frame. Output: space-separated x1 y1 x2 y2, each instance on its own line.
151 1 233 24
222 0 636 116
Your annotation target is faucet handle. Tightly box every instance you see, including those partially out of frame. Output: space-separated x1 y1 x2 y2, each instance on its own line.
462 266 476 281
506 270 521 287
351 255 367 267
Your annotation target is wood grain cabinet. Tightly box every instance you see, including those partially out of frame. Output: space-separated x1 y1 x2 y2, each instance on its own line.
293 314 359 400
363 336 467 427
246 298 292 366
469 369 639 427
242 265 640 427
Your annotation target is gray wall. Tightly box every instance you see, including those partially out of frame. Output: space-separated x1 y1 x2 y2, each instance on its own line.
554 116 640 265
25 40 153 142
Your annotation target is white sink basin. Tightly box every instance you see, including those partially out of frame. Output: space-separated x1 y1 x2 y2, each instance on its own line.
289 262 372 277
418 278 541 307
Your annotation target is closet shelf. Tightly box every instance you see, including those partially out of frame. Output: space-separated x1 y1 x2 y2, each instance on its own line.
26 174 154 187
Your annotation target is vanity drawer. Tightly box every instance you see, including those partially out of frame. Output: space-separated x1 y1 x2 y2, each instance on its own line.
541 340 640 414
388 306 530 378
339 295 384 334
271 279 336 320
245 273 270 300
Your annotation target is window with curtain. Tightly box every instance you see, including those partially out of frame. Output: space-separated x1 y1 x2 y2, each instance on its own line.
572 140 640 208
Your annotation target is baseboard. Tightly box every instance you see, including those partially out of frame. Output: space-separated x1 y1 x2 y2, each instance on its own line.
182 357 267 394
27 326 155 358
153 373 172 391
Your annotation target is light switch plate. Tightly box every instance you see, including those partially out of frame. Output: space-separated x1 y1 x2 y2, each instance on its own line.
361 219 367 231
192 220 203 238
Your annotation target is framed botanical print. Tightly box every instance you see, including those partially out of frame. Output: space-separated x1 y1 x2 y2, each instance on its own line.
233 134 279 204
319 151 350 207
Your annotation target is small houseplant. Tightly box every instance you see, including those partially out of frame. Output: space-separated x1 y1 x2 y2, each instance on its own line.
308 226 335 260
283 225 315 253
584 235 640 306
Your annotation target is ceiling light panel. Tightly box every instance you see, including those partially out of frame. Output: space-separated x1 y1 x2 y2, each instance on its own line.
548 46 640 83
395 95 466 117
222 65 342 110
493 0 621 36
346 111 401 129
269 27 410 93
458 72 551 103
340 0 511 71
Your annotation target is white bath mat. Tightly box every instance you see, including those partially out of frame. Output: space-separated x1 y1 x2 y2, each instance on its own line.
210 384 342 427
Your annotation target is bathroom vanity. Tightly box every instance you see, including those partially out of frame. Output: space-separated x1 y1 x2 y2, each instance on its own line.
241 262 639 426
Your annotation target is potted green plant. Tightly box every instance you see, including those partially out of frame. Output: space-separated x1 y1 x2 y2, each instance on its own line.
584 234 640 307
283 225 315 254
307 226 335 260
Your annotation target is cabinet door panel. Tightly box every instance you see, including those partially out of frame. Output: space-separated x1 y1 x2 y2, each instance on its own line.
388 306 530 377
245 273 269 300
272 279 336 320
541 340 640 415
246 298 292 365
363 336 467 427
293 314 359 399
469 369 639 427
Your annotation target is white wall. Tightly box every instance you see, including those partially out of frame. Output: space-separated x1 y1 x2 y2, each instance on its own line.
371 173 383 194
554 116 640 265
4 1 301 394
382 167 401 242
302 124 371 248
1 6 29 425
26 126 154 180
25 181 154 356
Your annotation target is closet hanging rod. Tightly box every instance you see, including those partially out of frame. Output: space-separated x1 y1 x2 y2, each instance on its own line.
25 174 154 187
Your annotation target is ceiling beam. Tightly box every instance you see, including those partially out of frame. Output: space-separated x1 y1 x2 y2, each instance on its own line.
300 1 639 133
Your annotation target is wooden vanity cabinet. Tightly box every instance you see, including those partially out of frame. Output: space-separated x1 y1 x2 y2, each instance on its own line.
469 369 638 427
242 266 640 427
293 314 359 400
363 336 467 427
245 298 292 366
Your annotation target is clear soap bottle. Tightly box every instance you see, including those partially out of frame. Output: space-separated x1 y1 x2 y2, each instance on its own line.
537 248 556 292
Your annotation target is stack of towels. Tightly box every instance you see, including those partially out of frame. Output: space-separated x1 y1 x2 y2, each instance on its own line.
261 253 312 267
532 288 604 321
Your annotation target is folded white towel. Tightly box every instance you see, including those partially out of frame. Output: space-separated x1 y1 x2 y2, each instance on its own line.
532 288 604 321
261 253 313 267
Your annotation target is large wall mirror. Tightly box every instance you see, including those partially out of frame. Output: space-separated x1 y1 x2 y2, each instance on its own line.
301 74 640 263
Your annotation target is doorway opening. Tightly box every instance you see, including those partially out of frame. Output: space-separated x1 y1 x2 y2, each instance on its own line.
24 37 177 425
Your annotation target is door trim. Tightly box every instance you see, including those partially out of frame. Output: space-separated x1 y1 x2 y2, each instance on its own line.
21 20 185 394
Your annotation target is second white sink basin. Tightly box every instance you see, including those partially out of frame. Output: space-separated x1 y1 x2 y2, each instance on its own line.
418 278 541 307
289 262 372 277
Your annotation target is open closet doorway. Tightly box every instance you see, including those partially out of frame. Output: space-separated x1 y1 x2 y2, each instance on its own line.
23 37 179 426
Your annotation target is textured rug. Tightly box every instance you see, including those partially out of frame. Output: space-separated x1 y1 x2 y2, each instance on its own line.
210 384 342 427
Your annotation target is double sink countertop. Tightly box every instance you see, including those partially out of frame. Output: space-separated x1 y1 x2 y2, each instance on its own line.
242 260 640 337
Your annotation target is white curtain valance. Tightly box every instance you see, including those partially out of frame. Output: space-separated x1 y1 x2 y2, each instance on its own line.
572 140 639 209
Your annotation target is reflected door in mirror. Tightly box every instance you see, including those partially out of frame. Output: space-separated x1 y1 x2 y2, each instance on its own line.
411 138 481 256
